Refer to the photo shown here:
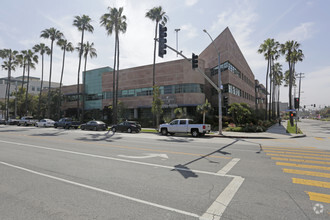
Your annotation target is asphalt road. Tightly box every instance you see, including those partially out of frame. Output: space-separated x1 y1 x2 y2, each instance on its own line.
0 120 329 219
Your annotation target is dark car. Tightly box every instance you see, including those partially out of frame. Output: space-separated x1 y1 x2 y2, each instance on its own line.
0 118 6 125
5 118 19 125
80 120 108 131
111 121 141 133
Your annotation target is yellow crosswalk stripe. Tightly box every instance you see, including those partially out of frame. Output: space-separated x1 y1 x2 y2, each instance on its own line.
271 157 330 165
276 162 330 171
305 191 330 203
265 150 330 158
263 147 330 155
292 178 330 188
314 137 325 141
283 168 330 178
266 153 330 161
263 146 316 149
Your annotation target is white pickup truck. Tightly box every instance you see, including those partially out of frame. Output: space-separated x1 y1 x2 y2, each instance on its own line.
159 119 211 137
18 116 38 126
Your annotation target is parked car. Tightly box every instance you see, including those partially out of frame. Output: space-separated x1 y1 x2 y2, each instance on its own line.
0 118 6 125
5 118 20 125
159 119 211 137
111 121 141 133
18 116 38 126
80 120 107 131
54 118 81 129
35 119 55 127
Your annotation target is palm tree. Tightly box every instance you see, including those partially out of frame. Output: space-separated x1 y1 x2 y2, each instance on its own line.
16 50 27 94
197 99 212 124
145 6 169 88
272 63 283 118
257 38 279 120
40 27 64 118
280 40 304 126
78 41 97 120
33 43 51 119
100 7 127 124
24 49 38 115
56 39 74 119
73 15 94 121
0 49 18 120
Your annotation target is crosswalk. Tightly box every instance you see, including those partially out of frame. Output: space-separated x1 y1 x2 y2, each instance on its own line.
263 146 330 205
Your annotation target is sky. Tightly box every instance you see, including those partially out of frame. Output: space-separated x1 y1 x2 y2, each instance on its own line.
1 0 329 109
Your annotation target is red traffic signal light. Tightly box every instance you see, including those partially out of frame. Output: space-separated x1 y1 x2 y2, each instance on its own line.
294 97 299 109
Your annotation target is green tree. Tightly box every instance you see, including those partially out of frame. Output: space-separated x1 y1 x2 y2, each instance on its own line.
100 7 127 124
0 49 18 120
280 40 304 126
73 15 94 121
174 107 186 119
258 38 280 120
40 27 64 118
79 41 97 120
151 86 163 127
24 49 38 115
145 6 168 88
197 99 212 124
57 38 74 119
228 103 252 125
272 63 283 119
33 43 51 119
16 50 28 93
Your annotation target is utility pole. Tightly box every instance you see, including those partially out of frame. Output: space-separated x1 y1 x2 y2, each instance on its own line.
295 72 304 134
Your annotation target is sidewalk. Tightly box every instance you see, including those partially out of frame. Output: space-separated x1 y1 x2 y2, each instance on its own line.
209 122 306 139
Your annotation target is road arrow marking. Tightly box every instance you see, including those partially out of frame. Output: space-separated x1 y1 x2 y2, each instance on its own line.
118 153 169 159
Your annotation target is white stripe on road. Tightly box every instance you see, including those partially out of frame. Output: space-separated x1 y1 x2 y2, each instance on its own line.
0 161 200 219
200 176 244 220
0 139 227 177
0 139 244 219
217 158 240 175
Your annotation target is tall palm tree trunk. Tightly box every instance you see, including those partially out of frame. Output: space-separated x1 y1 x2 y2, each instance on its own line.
112 37 117 124
265 58 270 121
58 49 66 119
77 29 85 121
5 70 10 120
47 41 54 118
20 64 26 95
115 35 120 123
277 85 280 118
38 54 44 119
82 54 88 122
25 62 30 115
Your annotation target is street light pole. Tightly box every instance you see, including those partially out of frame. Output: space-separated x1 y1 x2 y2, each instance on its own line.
174 29 180 57
203 29 222 135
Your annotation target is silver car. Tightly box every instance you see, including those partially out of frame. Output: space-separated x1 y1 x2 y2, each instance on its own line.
35 119 55 127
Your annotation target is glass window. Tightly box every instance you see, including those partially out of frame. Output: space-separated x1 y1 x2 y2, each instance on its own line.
179 120 187 125
170 120 178 125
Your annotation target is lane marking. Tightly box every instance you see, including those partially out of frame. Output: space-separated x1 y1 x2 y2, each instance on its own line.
264 150 330 158
292 178 330 189
283 168 330 178
276 162 330 171
118 153 168 159
306 191 330 204
201 176 244 220
217 158 240 175
0 162 200 218
271 157 330 165
0 139 245 220
263 146 316 149
0 134 231 160
263 147 330 155
266 153 330 161
314 137 325 141
0 139 228 177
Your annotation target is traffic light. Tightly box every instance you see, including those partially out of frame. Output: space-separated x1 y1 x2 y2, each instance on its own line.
314 104 316 107
158 24 167 58
294 97 299 109
192 53 198 69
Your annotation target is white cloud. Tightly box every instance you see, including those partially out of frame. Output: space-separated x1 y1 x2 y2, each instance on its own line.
180 24 198 39
277 22 315 43
185 0 199 7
